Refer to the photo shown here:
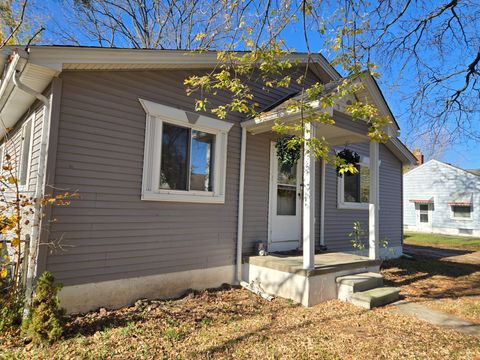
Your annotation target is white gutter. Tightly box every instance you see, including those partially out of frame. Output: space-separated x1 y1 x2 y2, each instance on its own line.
236 126 247 283
13 70 52 306
0 54 21 111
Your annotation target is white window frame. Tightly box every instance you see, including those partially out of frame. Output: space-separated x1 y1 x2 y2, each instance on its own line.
450 204 473 221
139 99 233 204
19 117 34 190
337 156 373 210
418 203 430 223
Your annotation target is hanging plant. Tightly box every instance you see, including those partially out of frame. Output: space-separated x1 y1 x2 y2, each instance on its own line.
335 148 360 177
275 135 301 167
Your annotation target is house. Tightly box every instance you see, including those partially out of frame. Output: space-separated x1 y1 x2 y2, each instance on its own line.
404 158 480 237
0 46 415 312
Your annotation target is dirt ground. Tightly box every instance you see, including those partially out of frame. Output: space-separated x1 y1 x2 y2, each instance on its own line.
1 280 479 359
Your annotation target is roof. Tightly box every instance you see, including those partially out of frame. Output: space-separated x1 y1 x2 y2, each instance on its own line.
405 159 480 178
259 71 400 132
467 169 480 176
0 45 341 140
0 45 412 165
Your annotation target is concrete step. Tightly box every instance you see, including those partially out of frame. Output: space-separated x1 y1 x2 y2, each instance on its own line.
349 287 400 309
336 272 384 301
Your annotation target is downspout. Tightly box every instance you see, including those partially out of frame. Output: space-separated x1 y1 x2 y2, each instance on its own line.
13 71 52 305
236 126 247 283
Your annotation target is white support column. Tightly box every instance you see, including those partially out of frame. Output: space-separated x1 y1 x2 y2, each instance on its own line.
303 123 316 270
236 127 247 283
320 158 326 246
369 140 380 260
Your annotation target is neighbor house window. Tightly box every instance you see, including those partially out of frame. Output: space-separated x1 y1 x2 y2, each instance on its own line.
19 119 33 187
140 99 232 203
451 205 472 220
419 204 429 223
338 159 371 210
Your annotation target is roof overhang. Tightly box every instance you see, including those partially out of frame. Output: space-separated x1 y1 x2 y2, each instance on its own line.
0 51 57 139
1 46 340 79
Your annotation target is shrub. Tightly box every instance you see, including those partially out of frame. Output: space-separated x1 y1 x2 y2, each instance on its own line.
0 296 23 332
23 271 66 344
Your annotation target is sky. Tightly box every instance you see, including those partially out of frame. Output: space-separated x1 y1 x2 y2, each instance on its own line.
27 1 480 170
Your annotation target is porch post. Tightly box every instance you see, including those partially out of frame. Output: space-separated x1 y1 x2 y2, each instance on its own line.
303 123 315 270
369 140 380 260
320 158 326 246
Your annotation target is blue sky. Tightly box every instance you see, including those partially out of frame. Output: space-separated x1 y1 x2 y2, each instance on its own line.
280 25 480 170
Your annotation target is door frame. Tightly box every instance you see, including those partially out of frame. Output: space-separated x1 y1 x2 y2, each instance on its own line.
267 141 303 251
416 202 433 232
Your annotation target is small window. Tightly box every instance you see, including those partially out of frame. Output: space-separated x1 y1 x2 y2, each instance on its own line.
419 204 429 223
451 205 472 220
159 124 215 192
19 120 33 186
140 99 232 203
338 162 370 209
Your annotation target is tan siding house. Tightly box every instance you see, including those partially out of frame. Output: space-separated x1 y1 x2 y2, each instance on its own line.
0 46 415 312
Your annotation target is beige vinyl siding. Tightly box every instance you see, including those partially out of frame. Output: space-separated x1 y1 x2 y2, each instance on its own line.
324 142 402 252
46 69 317 286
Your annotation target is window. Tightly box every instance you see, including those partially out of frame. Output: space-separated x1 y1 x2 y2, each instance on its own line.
419 204 429 223
276 160 298 215
451 205 472 220
159 124 215 192
338 160 370 210
19 119 33 187
140 99 232 203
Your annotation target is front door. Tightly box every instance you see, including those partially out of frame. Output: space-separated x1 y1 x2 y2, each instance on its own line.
268 142 302 252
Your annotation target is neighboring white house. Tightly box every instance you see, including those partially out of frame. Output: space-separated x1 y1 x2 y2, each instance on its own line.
404 159 480 237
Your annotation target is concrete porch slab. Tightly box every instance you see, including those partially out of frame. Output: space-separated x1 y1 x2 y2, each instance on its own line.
243 252 382 307
246 252 382 277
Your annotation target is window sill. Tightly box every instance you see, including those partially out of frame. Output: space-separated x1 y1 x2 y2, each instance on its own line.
142 191 225 204
337 202 369 210
451 217 473 221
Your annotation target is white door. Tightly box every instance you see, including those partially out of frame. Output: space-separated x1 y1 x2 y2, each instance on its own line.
268 142 302 252
416 203 432 232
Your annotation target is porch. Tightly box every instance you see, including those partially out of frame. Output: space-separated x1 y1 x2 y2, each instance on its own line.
243 251 382 306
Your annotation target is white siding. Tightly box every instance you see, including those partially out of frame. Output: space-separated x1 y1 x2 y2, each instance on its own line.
403 160 480 235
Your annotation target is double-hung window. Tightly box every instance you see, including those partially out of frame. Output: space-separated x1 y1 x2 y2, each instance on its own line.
337 156 372 210
140 99 233 203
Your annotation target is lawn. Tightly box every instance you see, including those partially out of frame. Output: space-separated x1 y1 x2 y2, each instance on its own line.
2 265 480 360
404 232 480 251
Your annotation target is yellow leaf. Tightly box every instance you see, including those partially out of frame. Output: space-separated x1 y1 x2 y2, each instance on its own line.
7 176 16 184
11 238 20 247
0 268 7 278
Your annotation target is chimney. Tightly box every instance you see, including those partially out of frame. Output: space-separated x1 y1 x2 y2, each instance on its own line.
412 149 424 166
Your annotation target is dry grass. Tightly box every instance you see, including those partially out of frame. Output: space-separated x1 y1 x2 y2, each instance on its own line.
1 284 479 360
382 256 480 324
